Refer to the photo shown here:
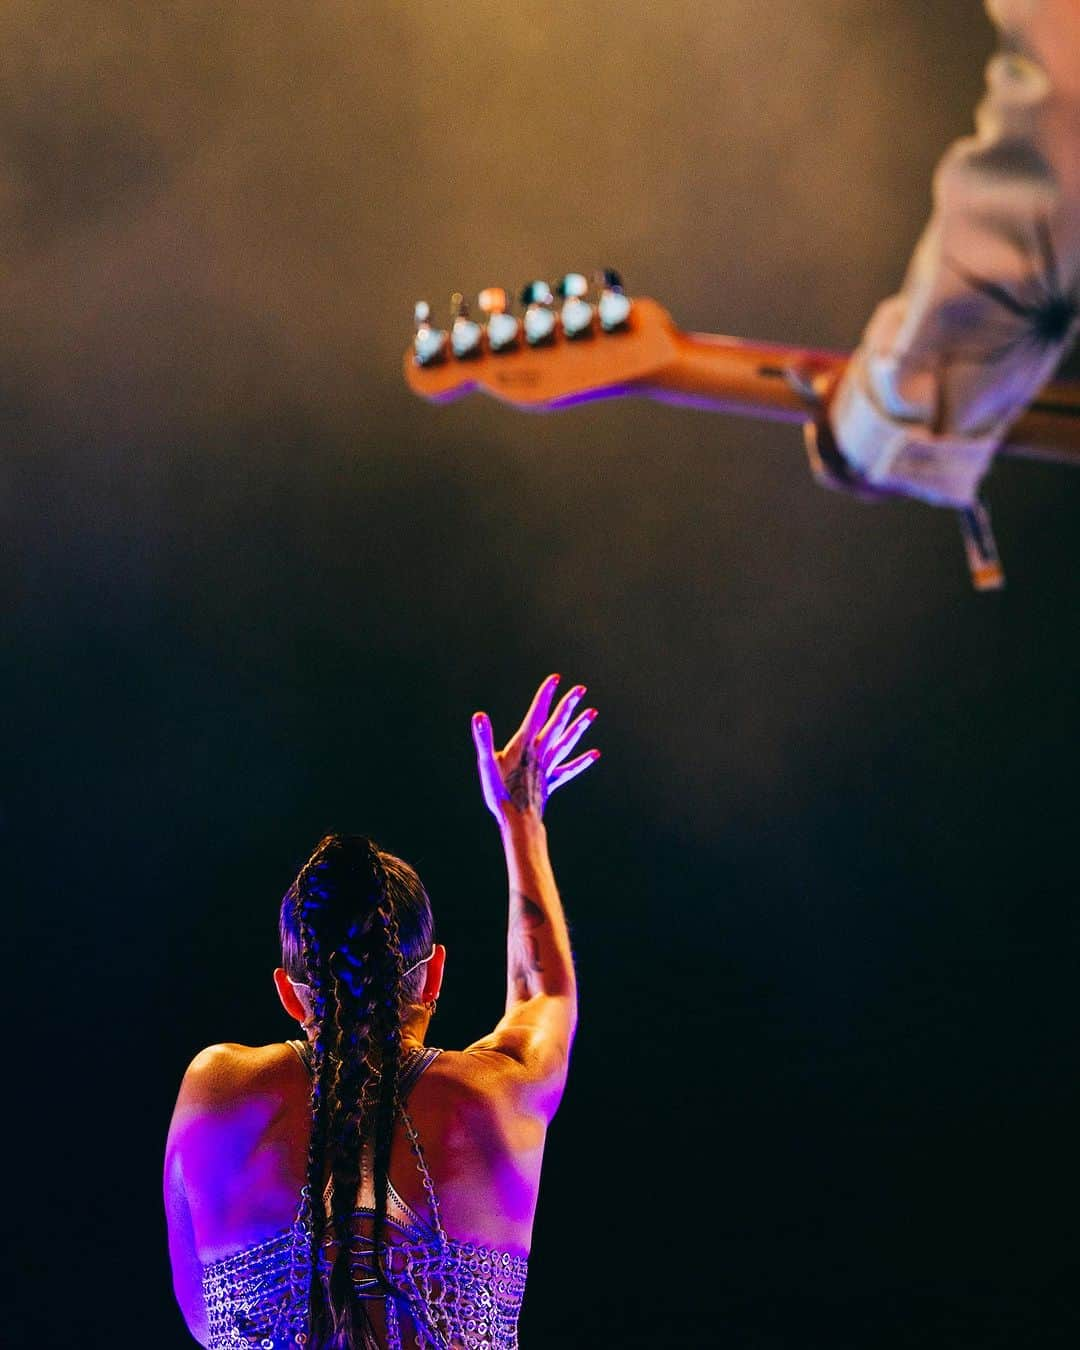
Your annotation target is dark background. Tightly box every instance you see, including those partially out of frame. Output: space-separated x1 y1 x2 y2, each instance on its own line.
3 3 1079 1346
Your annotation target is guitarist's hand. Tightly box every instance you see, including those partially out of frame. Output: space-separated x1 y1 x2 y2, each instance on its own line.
803 370 894 504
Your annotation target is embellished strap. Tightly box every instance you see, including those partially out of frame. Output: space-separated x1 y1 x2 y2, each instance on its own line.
286 1038 313 1073
397 1046 442 1101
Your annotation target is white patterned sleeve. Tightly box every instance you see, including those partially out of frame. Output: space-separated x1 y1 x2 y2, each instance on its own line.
823 0 1080 508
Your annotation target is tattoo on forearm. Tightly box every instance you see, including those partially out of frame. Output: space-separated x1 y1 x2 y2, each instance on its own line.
517 894 545 932
505 748 546 814
509 890 546 996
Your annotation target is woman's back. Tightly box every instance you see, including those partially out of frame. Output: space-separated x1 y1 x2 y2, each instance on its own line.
179 1041 545 1259
178 1039 538 1348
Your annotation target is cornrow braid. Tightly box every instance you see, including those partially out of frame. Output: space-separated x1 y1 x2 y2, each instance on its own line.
286 834 418 1350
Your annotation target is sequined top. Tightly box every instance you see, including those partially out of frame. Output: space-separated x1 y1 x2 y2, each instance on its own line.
201 1044 528 1350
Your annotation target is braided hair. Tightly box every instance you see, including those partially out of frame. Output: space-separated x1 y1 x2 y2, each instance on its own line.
279 834 434 1349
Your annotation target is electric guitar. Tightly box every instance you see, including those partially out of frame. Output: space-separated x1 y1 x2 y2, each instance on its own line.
403 274 1080 588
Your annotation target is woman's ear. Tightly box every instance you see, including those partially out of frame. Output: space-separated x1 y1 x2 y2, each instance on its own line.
421 944 447 1003
273 967 310 1025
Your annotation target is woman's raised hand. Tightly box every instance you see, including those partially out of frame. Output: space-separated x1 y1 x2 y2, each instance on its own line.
472 674 600 822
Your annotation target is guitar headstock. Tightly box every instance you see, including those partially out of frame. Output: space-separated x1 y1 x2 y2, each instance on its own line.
403 272 680 410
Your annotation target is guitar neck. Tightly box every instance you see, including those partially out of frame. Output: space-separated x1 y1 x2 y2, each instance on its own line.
642 329 1080 467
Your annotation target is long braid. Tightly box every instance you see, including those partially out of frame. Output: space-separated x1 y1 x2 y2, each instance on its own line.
296 853 341 1346
325 866 387 1348
370 887 406 1279
289 835 411 1350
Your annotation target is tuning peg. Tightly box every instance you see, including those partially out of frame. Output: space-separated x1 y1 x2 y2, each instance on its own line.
450 292 483 359
479 287 520 353
413 299 448 366
479 286 509 314
556 272 594 339
520 280 557 346
521 280 554 308
596 269 632 331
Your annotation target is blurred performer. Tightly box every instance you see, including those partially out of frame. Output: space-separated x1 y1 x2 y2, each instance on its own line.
808 0 1080 513
164 674 599 1349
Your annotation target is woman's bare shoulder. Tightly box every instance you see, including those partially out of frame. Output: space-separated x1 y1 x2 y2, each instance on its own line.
420 1048 496 1089
173 1041 305 1120
412 1049 545 1143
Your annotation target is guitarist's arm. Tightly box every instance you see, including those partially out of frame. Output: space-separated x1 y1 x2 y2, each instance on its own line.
817 0 1080 509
